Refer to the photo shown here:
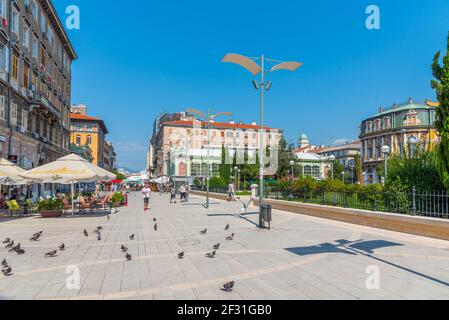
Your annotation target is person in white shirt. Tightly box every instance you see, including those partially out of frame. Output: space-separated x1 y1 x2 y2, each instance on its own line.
141 184 151 211
179 185 186 203
228 183 236 201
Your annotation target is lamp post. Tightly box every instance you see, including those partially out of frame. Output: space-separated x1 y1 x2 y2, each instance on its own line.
341 171 346 184
222 53 302 227
381 145 390 186
237 169 241 191
329 155 336 180
186 108 232 209
408 136 417 158
290 160 295 179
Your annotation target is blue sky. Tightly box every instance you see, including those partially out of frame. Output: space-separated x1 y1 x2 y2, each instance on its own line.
54 0 449 170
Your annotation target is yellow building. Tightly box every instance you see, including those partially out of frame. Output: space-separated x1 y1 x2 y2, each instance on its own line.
70 107 109 168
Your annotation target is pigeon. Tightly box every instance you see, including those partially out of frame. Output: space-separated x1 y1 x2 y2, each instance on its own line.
154 223 158 231
3 238 11 244
83 229 89 237
221 281 235 292
226 233 235 241
59 244 66 251
121 245 128 252
30 234 40 241
97 234 102 241
5 241 14 249
34 231 43 237
225 224 230 231
129 234 135 240
97 227 103 231
2 259 8 267
126 253 132 261
16 249 25 255
178 252 184 259
2 266 12 276
213 243 220 250
206 251 216 259
45 250 58 258
9 243 21 253
153 218 157 222
200 228 207 235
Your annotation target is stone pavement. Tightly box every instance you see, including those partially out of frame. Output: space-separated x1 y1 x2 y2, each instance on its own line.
1 192 449 300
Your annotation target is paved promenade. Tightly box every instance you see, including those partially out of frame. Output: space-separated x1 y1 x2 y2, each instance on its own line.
1 192 449 300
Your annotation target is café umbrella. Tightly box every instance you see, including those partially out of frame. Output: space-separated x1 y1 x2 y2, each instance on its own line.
20 154 116 214
0 158 28 186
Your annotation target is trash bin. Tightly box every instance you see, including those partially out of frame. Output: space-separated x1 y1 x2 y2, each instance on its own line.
261 204 272 223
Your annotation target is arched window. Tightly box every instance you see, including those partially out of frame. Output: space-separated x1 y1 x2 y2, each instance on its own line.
76 135 81 146
86 135 92 145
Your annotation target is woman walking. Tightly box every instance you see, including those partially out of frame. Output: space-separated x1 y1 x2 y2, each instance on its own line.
141 184 151 211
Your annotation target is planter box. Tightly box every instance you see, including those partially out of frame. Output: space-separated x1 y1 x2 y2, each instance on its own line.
40 210 63 218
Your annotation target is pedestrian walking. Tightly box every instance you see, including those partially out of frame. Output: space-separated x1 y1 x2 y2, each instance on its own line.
170 186 176 203
142 184 151 211
179 184 186 203
228 182 236 202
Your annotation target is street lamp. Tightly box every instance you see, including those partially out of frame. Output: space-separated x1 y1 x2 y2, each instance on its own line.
408 136 418 158
186 108 232 209
222 53 302 228
341 171 346 184
290 160 295 179
381 145 390 186
237 169 241 191
329 155 336 180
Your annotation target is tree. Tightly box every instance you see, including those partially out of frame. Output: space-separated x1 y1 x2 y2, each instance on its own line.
432 32 449 190
219 145 231 184
112 169 126 181
333 160 345 181
354 154 364 184
276 138 296 178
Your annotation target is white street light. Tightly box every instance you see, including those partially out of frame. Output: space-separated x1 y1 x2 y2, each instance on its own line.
222 53 302 228
290 160 295 179
381 145 390 185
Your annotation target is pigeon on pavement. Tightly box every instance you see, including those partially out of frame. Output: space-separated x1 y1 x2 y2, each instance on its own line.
206 251 216 259
178 252 184 259
45 250 58 258
221 281 235 292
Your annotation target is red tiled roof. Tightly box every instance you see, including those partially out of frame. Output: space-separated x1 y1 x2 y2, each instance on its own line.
70 113 109 134
162 120 281 131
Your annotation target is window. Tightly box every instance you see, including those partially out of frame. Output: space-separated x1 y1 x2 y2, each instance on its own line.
23 62 30 89
12 7 19 37
40 47 46 66
11 103 17 126
40 12 46 33
32 1 38 20
0 0 5 19
12 54 18 81
23 23 30 48
32 34 38 59
0 43 7 72
0 95 5 120
21 109 28 129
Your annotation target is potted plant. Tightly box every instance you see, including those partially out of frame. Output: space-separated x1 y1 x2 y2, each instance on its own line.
38 198 64 218
111 192 124 213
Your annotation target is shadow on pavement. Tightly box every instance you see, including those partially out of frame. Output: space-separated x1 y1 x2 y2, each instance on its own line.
287 239 449 288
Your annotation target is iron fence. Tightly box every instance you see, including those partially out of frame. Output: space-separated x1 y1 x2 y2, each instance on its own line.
191 186 449 219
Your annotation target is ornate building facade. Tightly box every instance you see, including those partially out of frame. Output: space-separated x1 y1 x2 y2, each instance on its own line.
360 98 439 184
0 0 76 168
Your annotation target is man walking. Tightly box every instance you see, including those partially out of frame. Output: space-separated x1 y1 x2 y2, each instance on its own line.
228 182 236 202
142 184 151 211
179 184 186 203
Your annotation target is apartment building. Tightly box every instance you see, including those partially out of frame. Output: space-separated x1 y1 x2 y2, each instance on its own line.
150 112 282 182
0 0 76 168
70 104 110 169
360 98 439 184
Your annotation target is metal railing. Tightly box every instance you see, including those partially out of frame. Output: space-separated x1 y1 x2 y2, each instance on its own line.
191 185 449 219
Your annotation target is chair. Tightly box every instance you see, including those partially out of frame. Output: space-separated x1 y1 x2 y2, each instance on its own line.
6 200 22 217
79 196 93 213
62 198 72 214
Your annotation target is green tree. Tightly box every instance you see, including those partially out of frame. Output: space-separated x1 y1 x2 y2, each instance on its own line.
332 160 345 181
432 32 449 190
354 154 363 184
112 169 126 181
219 145 231 184
276 138 296 178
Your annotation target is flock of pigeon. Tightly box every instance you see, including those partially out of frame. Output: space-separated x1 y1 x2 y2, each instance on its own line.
177 223 235 293
2 214 236 293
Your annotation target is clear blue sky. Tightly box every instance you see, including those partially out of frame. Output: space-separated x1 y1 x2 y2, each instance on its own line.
54 0 449 170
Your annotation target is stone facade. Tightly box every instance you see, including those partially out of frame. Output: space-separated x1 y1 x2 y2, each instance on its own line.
0 0 76 168
359 98 439 184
